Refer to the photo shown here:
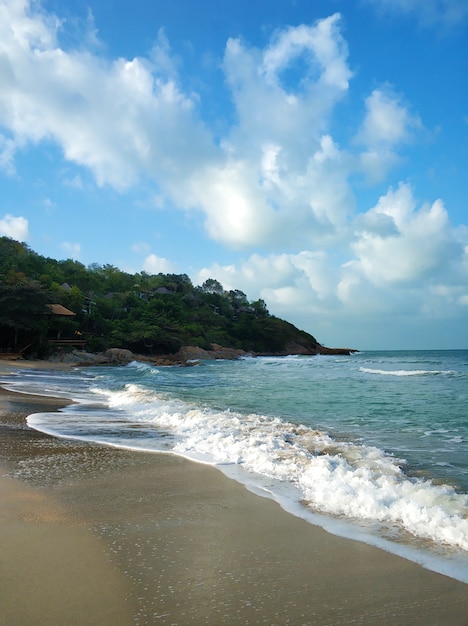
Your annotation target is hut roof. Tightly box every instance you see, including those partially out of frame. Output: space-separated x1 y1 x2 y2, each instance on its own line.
47 304 76 316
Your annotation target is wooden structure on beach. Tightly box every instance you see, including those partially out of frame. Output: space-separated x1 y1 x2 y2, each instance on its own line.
47 338 87 349
45 304 87 350
0 344 31 360
1 302 87 357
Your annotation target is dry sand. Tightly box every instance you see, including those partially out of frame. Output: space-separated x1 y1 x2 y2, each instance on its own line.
0 361 467 625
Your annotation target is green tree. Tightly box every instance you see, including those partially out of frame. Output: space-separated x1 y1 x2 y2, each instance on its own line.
0 276 50 350
251 298 269 317
202 278 224 295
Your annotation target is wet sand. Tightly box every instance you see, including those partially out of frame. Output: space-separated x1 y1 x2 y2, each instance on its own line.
0 363 467 625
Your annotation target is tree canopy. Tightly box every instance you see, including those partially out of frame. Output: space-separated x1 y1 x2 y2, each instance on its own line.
0 236 323 358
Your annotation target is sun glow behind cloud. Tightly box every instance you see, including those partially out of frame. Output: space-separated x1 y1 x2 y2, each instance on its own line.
0 0 466 348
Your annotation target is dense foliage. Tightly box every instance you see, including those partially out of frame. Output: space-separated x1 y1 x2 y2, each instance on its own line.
0 237 321 358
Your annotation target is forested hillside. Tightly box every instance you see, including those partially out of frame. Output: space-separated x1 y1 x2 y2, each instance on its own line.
0 237 352 359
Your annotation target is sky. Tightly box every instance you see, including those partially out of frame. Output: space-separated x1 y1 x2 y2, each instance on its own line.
1 0 467 350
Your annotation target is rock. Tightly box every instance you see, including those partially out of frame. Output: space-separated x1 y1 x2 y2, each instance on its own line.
48 342 357 370
70 351 111 366
178 344 249 362
283 341 319 355
148 344 249 366
177 346 212 361
209 343 250 359
152 357 178 367
316 345 359 356
104 348 135 364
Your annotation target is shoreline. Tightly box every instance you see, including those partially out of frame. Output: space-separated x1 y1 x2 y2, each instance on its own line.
1 362 467 624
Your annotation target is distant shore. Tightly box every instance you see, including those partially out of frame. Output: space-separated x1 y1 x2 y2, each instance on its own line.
0 362 467 625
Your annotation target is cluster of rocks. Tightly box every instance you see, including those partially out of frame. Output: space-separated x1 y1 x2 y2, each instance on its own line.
46 342 357 368
47 345 250 367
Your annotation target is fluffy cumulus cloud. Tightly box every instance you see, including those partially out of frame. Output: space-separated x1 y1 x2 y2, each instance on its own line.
0 4 360 249
337 184 468 324
0 0 214 190
0 4 422 250
0 213 29 241
355 88 422 183
184 13 356 248
345 185 452 287
197 184 468 344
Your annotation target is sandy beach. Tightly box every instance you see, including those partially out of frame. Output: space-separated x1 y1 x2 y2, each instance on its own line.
0 362 467 625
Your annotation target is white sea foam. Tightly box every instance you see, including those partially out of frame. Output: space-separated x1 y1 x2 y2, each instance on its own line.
359 367 454 376
127 360 160 374
80 382 468 554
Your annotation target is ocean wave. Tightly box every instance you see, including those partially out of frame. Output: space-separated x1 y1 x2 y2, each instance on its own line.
127 360 160 374
359 367 454 377
38 382 464 553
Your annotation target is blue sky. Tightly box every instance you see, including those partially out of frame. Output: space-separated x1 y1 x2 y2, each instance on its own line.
1 0 467 350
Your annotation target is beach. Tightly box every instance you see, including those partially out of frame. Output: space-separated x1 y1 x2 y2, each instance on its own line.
1 362 467 625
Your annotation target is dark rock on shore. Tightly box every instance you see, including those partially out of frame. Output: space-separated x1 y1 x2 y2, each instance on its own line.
315 345 359 356
273 341 357 357
52 342 357 368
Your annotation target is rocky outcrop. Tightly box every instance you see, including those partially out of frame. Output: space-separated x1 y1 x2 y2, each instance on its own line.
54 345 245 368
282 340 317 355
181 344 249 361
151 344 250 366
151 342 357 365
46 342 357 368
46 350 109 365
55 348 137 366
316 345 358 356
261 341 358 357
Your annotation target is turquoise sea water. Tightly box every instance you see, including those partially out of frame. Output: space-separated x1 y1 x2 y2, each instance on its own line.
2 350 467 582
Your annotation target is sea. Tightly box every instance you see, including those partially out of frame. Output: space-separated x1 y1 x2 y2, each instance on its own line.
1 349 467 583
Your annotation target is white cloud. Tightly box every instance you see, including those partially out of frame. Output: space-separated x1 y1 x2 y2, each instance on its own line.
197 250 341 320
335 184 467 326
0 4 427 258
143 253 177 274
357 88 420 145
261 15 352 91
0 4 357 249
188 13 355 248
0 1 214 190
196 183 468 346
0 134 16 174
365 0 468 28
356 88 422 183
0 213 29 241
149 28 180 79
344 184 455 288
60 241 81 259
